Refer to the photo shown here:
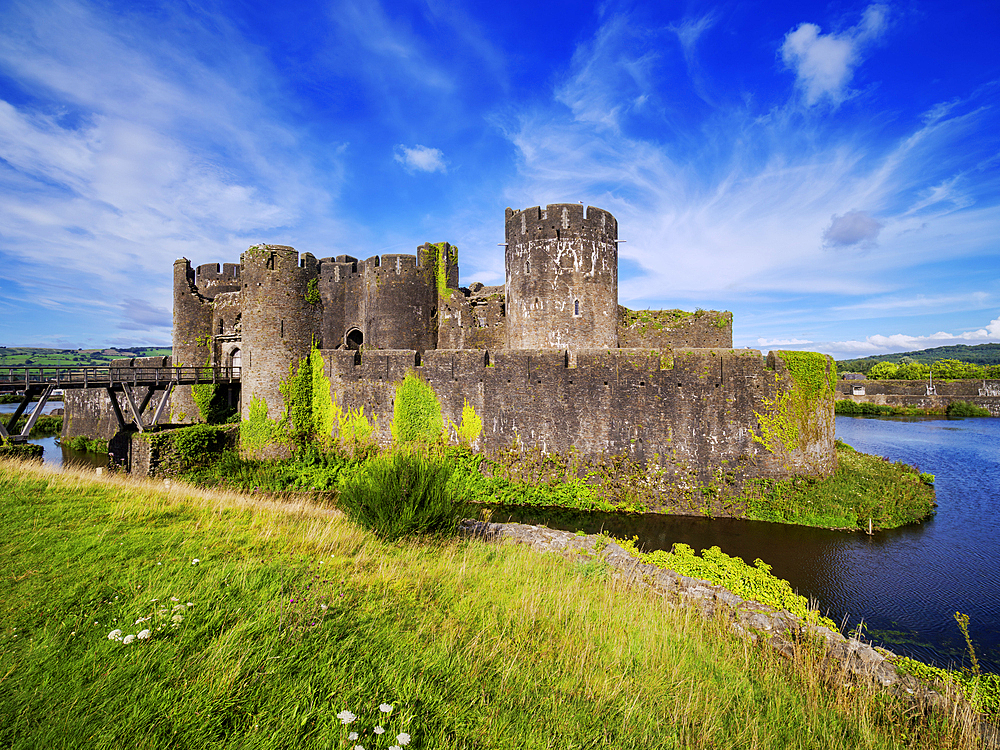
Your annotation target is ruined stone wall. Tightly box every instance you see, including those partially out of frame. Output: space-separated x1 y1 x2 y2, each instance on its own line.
618 307 733 349
316 255 358 349
360 253 438 353
505 204 619 350
240 245 321 421
836 379 1000 416
320 347 836 489
437 286 506 351
172 259 213 422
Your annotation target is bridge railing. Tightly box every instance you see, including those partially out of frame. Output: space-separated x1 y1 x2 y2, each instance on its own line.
0 366 241 390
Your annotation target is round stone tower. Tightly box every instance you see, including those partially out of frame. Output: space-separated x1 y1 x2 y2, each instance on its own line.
240 245 320 422
504 203 618 350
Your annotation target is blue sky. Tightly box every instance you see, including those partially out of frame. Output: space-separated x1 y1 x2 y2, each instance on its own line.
0 0 997 359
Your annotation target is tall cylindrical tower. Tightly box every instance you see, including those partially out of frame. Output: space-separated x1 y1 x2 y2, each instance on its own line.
504 203 618 350
240 245 320 421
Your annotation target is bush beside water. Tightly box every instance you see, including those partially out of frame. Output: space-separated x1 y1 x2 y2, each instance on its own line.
337 450 467 541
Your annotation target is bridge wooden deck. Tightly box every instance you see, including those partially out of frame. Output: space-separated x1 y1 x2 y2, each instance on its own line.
0 366 240 443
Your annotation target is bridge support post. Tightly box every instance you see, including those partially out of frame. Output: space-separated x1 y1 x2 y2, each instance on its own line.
149 383 175 427
121 384 146 433
106 387 127 433
20 384 55 437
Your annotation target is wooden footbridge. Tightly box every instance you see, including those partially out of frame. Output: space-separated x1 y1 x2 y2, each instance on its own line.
0 366 240 443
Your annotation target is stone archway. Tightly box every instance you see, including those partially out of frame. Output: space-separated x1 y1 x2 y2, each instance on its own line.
346 329 364 351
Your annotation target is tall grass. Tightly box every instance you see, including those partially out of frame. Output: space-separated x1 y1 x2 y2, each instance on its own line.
336 449 467 541
0 460 982 749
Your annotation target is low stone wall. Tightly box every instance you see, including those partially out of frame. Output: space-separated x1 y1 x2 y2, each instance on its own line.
459 519 999 743
836 379 1000 416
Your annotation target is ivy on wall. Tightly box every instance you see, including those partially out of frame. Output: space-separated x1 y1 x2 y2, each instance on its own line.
424 242 456 299
751 351 836 455
304 278 321 305
391 372 444 444
450 399 483 448
239 396 288 453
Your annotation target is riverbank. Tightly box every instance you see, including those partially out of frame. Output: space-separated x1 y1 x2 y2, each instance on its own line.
0 459 985 749
164 429 934 532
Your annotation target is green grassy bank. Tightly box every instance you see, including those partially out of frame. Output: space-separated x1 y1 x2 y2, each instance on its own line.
836 400 993 418
167 426 934 532
0 461 979 749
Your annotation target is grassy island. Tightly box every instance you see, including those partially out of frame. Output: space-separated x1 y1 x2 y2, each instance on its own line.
0 460 982 749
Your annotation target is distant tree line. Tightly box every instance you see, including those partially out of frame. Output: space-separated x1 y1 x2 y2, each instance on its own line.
862 358 1000 380
838 343 1000 374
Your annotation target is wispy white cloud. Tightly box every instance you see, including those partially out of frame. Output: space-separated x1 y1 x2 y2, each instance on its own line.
0 0 344 342
780 4 888 106
757 337 814 346
501 9 999 313
394 144 447 173
819 316 1000 357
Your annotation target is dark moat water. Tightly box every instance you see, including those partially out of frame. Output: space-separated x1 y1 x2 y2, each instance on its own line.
491 416 1000 674
1 401 108 470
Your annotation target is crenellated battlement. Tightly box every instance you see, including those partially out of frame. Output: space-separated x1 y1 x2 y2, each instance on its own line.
505 204 618 243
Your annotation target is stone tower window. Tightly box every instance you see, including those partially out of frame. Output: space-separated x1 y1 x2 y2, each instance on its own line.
218 319 225 334
346 329 364 351
525 260 530 275
574 299 580 316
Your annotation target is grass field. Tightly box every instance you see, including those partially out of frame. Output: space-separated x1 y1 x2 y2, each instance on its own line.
0 460 982 749
0 347 170 368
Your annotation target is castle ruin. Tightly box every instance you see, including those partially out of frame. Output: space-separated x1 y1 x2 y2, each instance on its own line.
67 203 837 495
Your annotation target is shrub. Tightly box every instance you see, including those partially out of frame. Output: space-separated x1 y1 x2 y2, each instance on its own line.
337 450 466 541
0 441 43 460
866 362 898 380
946 400 991 417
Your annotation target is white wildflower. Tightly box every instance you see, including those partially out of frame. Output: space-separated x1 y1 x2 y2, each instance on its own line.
354 746 364 750
336 710 356 725
186 602 193 607
107 629 122 640
171 597 179 602
348 732 358 741
171 614 183 624
137 629 151 639
379 703 393 714
191 559 200 565
320 604 328 610
374 726 386 735
122 634 135 645
396 733 411 746
389 746 402 750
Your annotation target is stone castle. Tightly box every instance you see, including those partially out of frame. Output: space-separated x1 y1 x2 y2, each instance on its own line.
66 203 837 496
169 203 835 485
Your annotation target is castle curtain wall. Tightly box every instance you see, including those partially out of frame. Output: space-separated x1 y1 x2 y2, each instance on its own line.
321 347 836 488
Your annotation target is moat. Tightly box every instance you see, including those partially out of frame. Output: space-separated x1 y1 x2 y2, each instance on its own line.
491 416 1000 674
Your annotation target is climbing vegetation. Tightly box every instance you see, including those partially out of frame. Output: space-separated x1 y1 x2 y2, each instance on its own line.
391 372 444 445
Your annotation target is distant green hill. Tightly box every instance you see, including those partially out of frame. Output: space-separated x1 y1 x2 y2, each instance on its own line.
0 347 171 368
837 343 1000 374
